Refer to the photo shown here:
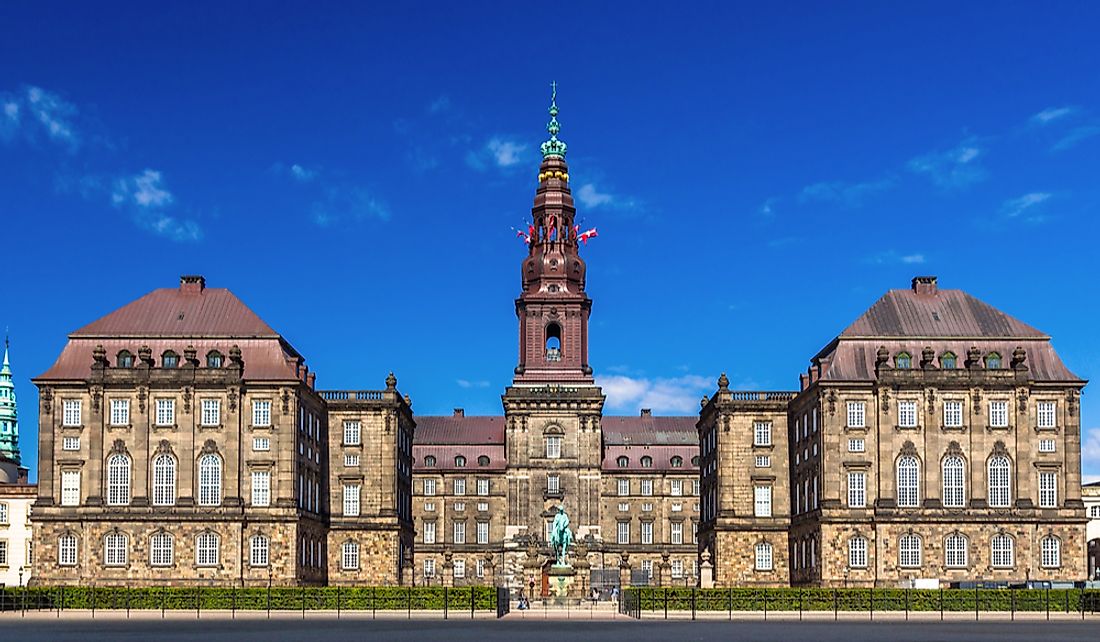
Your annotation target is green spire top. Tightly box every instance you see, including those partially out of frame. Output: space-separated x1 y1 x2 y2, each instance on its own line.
0 332 19 465
540 81 568 159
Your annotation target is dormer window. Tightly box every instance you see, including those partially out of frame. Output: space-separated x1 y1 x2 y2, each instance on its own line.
895 352 912 369
206 351 223 368
161 351 179 368
454 455 467 468
985 352 1002 369
545 323 562 362
670 456 683 468
941 352 957 370
640 456 653 468
477 455 490 467
691 456 700 466
117 351 134 368
424 455 436 467
616 456 629 468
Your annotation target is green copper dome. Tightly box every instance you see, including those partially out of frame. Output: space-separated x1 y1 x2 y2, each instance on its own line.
540 81 568 159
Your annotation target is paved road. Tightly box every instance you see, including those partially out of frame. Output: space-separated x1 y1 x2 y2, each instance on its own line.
0 616 1097 641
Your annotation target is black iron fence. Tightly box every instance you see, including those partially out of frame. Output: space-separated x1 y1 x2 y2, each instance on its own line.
620 587 1100 620
0 585 501 618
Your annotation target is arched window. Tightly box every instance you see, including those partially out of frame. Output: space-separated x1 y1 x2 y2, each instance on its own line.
161 351 179 368
342 540 360 570
987 455 1011 507
454 455 467 468
944 533 968 567
942 456 965 508
896 455 920 507
985 352 1002 369
616 456 629 468
104 531 129 566
640 456 653 468
195 531 220 566
152 454 176 506
206 350 223 368
477 455 490 466
754 542 773 571
424 455 436 467
116 350 134 368
670 456 683 468
545 323 562 362
941 352 957 369
106 454 131 506
150 531 174 566
691 456 700 466
895 352 912 369
198 454 222 506
250 534 270 567
899 533 922 568
848 536 868 568
1040 536 1061 568
58 533 78 566
991 533 1014 567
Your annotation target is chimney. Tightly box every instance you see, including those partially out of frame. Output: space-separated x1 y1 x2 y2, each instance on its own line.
307 372 316 390
640 408 652 417
453 408 464 417
911 275 937 296
180 275 206 294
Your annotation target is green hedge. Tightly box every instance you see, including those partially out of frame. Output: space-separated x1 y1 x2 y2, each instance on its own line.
629 587 1100 612
0 586 498 612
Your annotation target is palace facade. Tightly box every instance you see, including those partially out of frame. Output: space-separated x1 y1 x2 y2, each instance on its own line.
29 93 1089 590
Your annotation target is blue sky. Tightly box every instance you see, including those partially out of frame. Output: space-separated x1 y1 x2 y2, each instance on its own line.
3 2 1100 482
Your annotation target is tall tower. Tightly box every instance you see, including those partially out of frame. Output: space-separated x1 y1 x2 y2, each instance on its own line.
503 86 605 584
0 336 20 466
513 82 593 384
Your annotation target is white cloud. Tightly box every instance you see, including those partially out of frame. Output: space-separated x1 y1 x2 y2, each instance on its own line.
577 183 613 209
428 95 451 114
290 164 317 182
1082 428 1100 475
110 169 201 242
112 169 174 208
798 177 895 207
487 138 526 167
1052 124 1100 152
866 250 926 265
1030 106 1077 125
1001 192 1051 219
907 138 987 188
311 186 391 226
597 374 713 414
456 379 491 389
758 198 778 217
0 85 80 150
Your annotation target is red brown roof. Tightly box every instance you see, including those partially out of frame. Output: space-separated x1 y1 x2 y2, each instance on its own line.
839 287 1045 339
414 416 506 445
601 416 697 446
72 286 279 339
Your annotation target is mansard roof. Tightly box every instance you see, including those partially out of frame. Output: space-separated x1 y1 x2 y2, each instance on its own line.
601 415 698 445
414 415 506 445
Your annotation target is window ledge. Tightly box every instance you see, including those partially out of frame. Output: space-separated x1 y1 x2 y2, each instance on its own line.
985 425 1011 432
940 425 967 432
894 424 922 432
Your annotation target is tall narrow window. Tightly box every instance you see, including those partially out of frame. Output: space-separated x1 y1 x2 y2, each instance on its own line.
343 421 361 446
941 352 957 369
945 533 968 568
670 521 683 545
155 398 175 426
991 533 1014 568
641 521 653 545
755 542 773 571
754 422 772 446
895 352 911 369
671 479 683 497
342 541 359 570
544 323 562 361
106 454 131 506
641 479 653 496
150 532 174 566
1040 536 1061 568
252 400 272 427
1039 471 1057 508
61 470 80 506
847 402 866 428
989 401 1009 428
942 456 965 508
545 435 562 459
201 399 220 427
617 479 630 497
423 521 436 544
1037 401 1057 429
943 400 963 428
453 478 466 496
250 535 269 567
453 521 466 544
343 484 360 516
198 454 223 506
58 534 78 566
423 558 436 578
423 479 437 496
252 470 271 507
847 472 866 508
754 485 772 517
110 399 129 426
987 456 1011 507
477 521 489 544
899 533 922 568
848 536 868 568
898 400 918 428
617 521 629 545
196 532 220 566
896 455 919 507
63 399 82 426
104 532 128 566
152 454 176 506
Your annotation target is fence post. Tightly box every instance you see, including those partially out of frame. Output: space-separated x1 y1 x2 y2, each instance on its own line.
799 587 803 621
125 588 130 619
728 586 732 621
1046 587 1050 621
691 588 696 621
407 585 412 620
267 582 272 619
939 587 943 621
1011 588 1015 621
302 585 306 620
974 585 978 621
870 586 873 621
197 585 201 619
763 587 768 621
471 587 475 620
162 584 166 619
232 585 236 620
905 587 908 621
664 587 668 620
1082 587 1086 620
337 585 341 620
372 586 376 620
834 588 838 621
91 585 96 619
1065 588 1069 614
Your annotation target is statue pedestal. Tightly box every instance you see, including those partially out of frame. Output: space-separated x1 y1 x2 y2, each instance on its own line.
547 564 579 601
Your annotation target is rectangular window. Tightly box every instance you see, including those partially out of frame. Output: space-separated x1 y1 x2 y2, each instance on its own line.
150 534 173 567
898 400 917 428
61 470 80 506
252 400 272 427
453 521 466 544
344 453 360 466
671 502 682 512
253 436 270 451
640 479 653 496
251 471 270 507
617 479 629 497
547 475 560 493
755 455 771 468
671 559 684 578
424 479 437 496
476 558 486 578
424 558 436 578
754 485 772 517
477 521 489 544
250 537 269 567
847 472 866 508
453 559 465 578
617 521 629 544
642 502 653 512
847 401 865 428
1039 439 1056 453
454 502 465 512
453 478 466 496
59 536 78 566
753 422 772 446
423 521 436 544
200 399 220 427
848 438 865 453
618 502 629 512
1039 472 1057 508
671 479 683 497
343 421 361 446
642 560 653 579
943 400 963 428
477 502 488 512
155 398 175 426
0 541 5 566
641 521 653 545
424 502 436 512
343 484 360 516
478 478 490 496
849 538 868 568
109 399 128 426
63 399 82 426
1037 401 1057 428
62 436 80 451
545 435 562 459
990 401 1009 428
670 521 683 545
693 480 700 496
